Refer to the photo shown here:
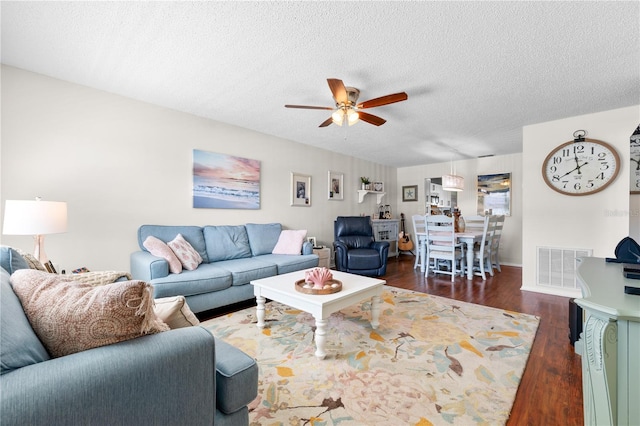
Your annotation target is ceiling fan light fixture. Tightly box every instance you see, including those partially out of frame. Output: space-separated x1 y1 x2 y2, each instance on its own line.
331 109 345 126
347 109 359 126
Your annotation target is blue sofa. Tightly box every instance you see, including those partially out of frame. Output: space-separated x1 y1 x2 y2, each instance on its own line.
130 223 319 313
0 250 259 426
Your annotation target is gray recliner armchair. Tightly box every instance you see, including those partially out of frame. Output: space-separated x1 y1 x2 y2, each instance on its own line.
333 216 390 277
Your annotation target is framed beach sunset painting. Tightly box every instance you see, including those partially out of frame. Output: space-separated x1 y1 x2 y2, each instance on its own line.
193 149 261 209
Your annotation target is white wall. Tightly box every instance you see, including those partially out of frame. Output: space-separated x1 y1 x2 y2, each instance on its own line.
397 153 523 266
1 66 396 272
522 105 640 297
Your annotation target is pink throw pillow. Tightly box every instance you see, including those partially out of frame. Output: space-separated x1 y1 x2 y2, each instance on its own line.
272 230 307 255
143 236 182 274
167 233 203 271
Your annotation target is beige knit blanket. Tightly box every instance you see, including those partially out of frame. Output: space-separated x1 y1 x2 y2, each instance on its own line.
63 271 132 286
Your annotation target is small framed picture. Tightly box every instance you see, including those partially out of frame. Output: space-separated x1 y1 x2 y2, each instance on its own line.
291 172 311 206
402 185 418 202
307 236 317 247
373 182 384 192
328 171 344 200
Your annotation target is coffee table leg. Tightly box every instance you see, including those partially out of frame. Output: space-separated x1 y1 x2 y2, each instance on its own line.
370 295 381 329
314 317 327 359
256 296 266 328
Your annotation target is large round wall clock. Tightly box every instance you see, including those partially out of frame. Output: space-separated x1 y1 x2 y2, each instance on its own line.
542 137 620 196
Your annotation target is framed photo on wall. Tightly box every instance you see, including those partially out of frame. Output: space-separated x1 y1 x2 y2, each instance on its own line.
291 172 311 206
328 171 344 200
402 185 418 202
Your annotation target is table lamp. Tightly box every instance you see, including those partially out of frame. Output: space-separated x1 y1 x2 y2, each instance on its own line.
2 198 68 264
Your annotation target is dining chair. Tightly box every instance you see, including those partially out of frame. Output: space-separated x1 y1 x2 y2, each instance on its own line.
488 215 505 273
463 215 485 233
465 215 493 280
425 215 465 282
411 214 427 270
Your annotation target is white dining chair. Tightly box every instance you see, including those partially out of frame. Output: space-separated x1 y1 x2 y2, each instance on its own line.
488 215 505 273
465 215 493 280
425 215 465 282
412 214 427 270
463 215 486 233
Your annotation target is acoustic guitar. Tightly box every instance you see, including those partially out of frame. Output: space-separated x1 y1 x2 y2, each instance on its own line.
398 213 414 252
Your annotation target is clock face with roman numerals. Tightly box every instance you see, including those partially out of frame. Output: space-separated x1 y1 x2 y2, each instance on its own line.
542 138 620 196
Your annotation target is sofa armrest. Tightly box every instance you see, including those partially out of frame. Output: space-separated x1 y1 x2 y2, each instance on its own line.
371 241 390 257
1 327 216 426
333 241 348 271
130 250 169 281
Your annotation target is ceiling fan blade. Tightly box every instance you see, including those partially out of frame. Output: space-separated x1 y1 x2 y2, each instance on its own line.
285 104 333 110
327 78 348 104
319 117 333 127
358 111 387 126
357 92 408 109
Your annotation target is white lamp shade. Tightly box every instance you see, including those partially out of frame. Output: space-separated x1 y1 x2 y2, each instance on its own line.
442 174 464 192
3 200 68 235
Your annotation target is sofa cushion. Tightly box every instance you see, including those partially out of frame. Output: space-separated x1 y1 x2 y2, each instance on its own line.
138 225 208 263
150 263 233 298
154 296 200 329
204 225 252 262
245 223 282 256
272 229 307 255
0 246 29 274
167 233 203 271
143 236 183 274
214 337 259 414
212 258 277 286
9 269 169 358
0 268 51 374
255 253 320 275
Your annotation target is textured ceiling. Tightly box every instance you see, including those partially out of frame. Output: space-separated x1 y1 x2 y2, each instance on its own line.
2 1 639 167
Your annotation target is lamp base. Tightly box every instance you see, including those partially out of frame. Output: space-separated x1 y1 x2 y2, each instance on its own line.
33 234 49 265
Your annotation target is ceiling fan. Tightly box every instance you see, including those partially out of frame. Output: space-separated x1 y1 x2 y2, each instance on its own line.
285 78 408 127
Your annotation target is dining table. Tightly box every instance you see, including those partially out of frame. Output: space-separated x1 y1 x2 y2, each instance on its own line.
417 229 485 280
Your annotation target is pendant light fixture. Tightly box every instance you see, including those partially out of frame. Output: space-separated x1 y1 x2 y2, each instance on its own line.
442 155 464 192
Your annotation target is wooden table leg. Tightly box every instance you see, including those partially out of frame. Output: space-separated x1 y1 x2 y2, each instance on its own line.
313 317 327 359
370 295 381 329
256 295 266 328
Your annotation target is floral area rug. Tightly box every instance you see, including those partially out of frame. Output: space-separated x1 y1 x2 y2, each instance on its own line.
200 286 540 426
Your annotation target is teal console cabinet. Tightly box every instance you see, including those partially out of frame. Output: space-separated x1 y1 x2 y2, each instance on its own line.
575 257 640 426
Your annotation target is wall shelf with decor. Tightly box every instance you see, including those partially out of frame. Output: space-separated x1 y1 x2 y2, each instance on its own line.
357 190 386 204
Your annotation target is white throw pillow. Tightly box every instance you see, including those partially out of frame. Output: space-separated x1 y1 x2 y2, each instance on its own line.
154 296 200 329
272 230 307 255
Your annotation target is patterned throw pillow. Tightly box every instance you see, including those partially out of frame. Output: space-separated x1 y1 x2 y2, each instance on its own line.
9 269 169 358
143 235 182 274
167 233 203 271
272 230 307 255
14 248 46 271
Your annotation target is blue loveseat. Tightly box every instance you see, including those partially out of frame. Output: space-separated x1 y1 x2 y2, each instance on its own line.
130 223 319 313
0 248 259 425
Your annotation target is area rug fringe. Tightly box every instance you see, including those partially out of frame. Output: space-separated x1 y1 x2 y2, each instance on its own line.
201 286 540 426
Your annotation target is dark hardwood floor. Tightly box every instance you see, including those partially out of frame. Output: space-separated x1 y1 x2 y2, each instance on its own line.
199 255 584 425
384 254 584 426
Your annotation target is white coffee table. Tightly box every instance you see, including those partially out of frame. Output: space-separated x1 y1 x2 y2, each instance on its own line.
250 269 385 359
